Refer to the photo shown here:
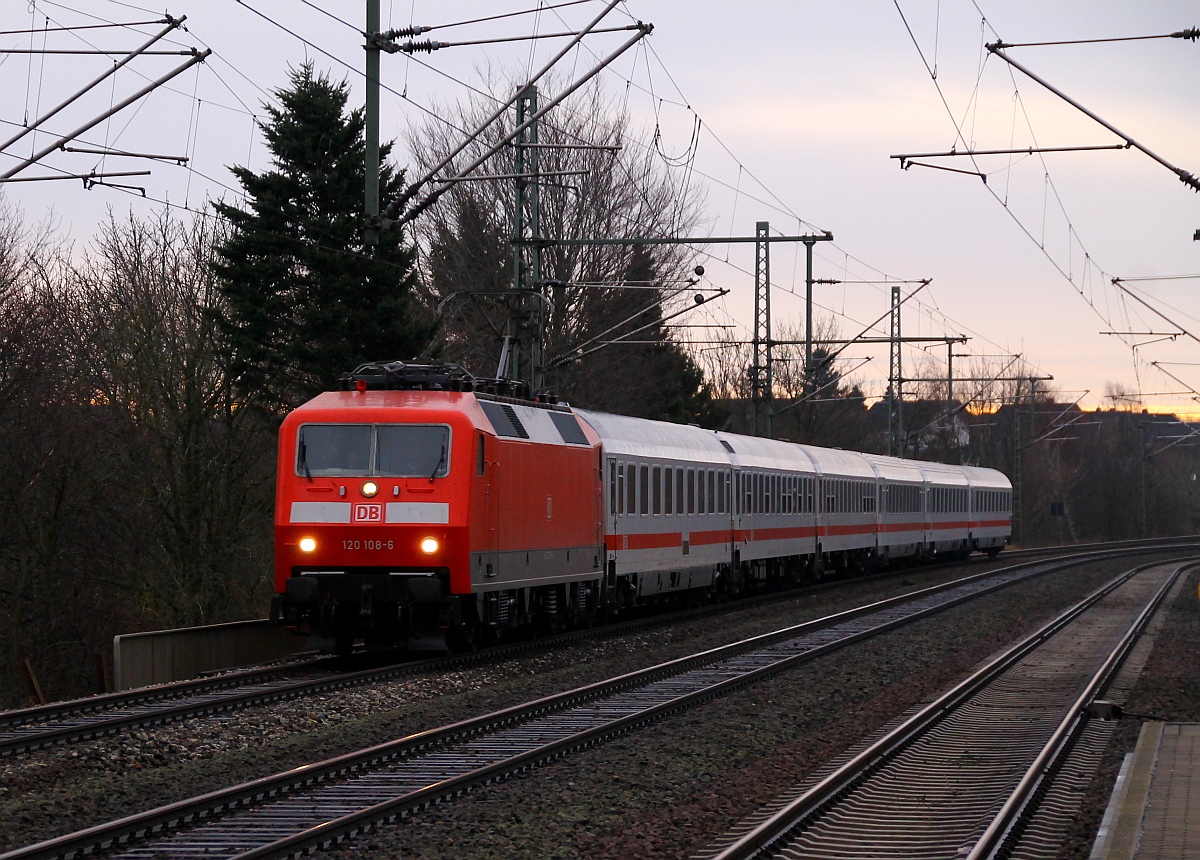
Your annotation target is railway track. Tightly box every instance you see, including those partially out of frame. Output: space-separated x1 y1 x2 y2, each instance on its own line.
3 547 1183 860
0 587 806 757
1 540 1187 761
693 558 1191 860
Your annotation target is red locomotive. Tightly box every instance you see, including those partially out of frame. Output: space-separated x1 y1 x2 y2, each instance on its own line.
274 362 1011 653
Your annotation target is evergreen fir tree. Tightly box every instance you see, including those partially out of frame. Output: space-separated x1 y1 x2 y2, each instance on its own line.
213 62 432 409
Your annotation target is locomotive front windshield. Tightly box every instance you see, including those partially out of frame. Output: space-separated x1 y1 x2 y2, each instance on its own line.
297 424 450 478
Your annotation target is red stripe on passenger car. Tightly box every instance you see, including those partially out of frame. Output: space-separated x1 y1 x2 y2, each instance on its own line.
624 532 683 550
752 526 820 541
607 517 1010 552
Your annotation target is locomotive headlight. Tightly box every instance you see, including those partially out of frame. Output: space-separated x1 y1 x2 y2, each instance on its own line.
361 481 378 497
299 537 317 553
419 536 440 555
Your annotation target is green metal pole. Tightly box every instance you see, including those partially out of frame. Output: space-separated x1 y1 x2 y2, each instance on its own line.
364 1 381 239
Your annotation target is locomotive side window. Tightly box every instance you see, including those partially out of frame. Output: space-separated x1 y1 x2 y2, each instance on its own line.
297 424 449 478
478 435 486 476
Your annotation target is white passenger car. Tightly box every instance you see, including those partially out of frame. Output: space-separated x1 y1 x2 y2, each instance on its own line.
574 410 1012 600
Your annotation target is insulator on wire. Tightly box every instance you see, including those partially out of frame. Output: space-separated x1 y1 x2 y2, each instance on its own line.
383 25 431 39
399 39 446 54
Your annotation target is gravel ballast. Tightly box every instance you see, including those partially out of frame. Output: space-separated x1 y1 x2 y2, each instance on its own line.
0 556 1176 856
319 558 1146 860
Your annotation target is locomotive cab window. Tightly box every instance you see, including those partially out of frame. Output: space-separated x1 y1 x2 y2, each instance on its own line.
297 424 450 478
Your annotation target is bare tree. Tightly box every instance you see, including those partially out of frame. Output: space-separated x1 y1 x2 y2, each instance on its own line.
68 210 275 626
768 319 870 448
0 206 278 706
406 74 717 421
0 196 123 705
1103 380 1142 411
694 327 752 403
0 196 68 412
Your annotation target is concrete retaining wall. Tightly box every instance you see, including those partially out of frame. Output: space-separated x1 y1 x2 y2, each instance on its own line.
113 620 312 691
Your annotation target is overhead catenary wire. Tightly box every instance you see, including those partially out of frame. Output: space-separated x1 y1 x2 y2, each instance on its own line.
532 2 1038 390
1 47 212 179
6 1 1061 407
895 0 1200 413
902 3 1178 379
985 41 1200 192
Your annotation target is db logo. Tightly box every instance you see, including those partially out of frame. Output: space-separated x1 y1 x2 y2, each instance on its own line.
352 503 383 523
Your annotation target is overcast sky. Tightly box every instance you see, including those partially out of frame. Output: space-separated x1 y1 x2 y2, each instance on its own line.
2 1 1197 415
